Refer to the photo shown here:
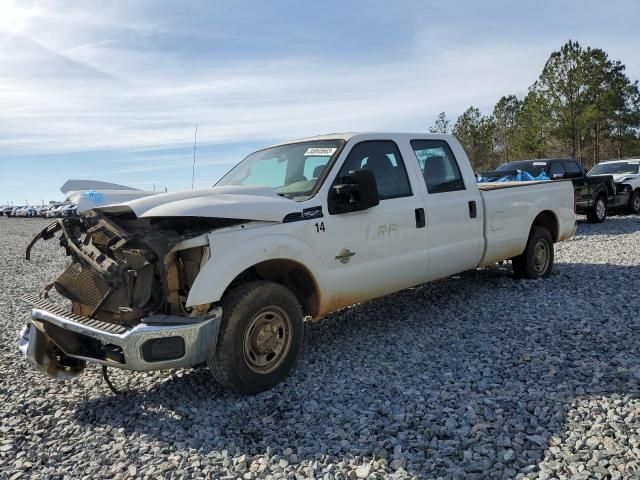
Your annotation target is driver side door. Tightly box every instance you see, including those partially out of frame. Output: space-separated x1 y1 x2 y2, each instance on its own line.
316 140 428 310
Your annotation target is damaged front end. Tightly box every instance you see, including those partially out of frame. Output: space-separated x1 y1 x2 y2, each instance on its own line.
20 210 238 379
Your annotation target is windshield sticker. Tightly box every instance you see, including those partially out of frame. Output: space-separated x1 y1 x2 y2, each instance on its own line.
533 161 547 166
304 147 337 156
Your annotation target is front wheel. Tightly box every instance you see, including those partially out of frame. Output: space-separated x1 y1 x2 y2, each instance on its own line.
628 190 640 214
208 281 303 394
512 226 554 279
586 195 607 223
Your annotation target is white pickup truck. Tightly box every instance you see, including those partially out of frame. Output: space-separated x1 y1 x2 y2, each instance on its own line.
20 133 575 394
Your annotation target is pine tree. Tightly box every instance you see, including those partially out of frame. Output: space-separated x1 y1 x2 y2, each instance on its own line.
452 107 496 170
493 95 522 162
429 112 451 134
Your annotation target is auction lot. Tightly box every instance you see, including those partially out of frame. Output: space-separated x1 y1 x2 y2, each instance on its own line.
0 217 638 479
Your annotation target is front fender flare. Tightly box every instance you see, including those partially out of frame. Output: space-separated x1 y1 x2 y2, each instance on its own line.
185 231 326 308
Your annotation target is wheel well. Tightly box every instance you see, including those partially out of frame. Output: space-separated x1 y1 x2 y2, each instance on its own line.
532 210 559 242
223 259 320 318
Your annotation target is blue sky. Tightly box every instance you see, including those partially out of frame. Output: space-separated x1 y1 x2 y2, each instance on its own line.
0 0 639 204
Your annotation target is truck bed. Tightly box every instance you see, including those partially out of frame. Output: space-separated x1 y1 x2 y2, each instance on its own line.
478 180 576 267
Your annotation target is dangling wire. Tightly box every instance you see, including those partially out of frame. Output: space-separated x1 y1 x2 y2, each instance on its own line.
102 366 124 395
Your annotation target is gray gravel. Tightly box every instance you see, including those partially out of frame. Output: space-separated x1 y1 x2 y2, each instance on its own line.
0 216 639 479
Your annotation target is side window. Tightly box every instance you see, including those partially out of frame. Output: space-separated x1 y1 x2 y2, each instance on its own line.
549 162 565 178
336 141 412 200
410 140 465 193
563 161 583 176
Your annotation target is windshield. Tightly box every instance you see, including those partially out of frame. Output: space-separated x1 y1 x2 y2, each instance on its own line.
589 162 640 176
216 140 344 200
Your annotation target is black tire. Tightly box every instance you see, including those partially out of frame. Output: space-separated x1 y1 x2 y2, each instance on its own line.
586 194 607 223
628 190 640 215
208 281 303 394
512 226 554 279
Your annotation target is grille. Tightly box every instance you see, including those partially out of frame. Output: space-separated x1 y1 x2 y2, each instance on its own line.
54 262 108 306
23 293 129 335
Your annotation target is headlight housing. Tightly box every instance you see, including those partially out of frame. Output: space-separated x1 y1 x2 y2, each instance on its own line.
616 183 632 193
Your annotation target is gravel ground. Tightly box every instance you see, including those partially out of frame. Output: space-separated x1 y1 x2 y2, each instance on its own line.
0 216 638 480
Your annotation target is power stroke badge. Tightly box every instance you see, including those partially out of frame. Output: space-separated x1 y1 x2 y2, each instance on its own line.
335 248 356 264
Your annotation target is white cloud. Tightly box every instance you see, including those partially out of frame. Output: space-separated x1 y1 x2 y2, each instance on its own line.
0 0 637 161
0 37 548 156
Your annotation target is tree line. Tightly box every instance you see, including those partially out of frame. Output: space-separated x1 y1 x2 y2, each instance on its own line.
430 41 640 171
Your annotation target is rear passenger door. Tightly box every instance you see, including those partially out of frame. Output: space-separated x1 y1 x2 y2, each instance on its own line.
409 139 484 280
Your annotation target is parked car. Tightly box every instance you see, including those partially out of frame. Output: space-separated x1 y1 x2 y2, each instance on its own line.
46 204 67 218
6 206 22 217
59 204 77 217
33 206 48 217
493 158 626 223
20 133 576 394
588 159 640 214
14 206 36 217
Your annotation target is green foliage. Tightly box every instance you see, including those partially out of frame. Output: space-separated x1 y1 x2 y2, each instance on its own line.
429 112 451 134
452 107 496 170
493 95 522 162
445 40 640 169
511 91 553 160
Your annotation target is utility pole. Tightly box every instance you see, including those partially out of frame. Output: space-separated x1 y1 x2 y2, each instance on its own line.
191 124 198 189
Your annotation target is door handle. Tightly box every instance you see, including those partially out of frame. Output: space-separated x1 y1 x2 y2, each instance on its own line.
468 201 477 218
415 208 425 228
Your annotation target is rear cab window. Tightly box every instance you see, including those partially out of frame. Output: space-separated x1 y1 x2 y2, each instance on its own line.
410 140 465 193
549 161 566 178
563 161 584 176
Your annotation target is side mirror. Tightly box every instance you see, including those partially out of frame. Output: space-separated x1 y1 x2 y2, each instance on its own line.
329 168 379 214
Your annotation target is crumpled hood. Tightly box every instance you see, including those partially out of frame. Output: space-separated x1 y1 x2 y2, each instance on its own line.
97 185 298 222
68 189 158 213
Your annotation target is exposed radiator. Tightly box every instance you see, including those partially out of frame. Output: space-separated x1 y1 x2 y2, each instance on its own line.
54 262 109 307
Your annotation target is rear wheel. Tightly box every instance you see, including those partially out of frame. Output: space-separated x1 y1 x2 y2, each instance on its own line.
512 226 554 279
628 190 640 214
208 281 303 394
586 195 607 223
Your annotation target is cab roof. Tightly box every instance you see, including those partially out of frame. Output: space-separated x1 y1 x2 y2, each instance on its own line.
267 132 457 148
598 158 640 164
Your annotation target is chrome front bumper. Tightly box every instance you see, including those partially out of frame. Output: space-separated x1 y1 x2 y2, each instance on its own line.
19 295 221 378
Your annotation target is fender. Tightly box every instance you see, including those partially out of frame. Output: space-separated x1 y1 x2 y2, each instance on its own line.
530 184 575 242
185 230 328 308
528 199 559 232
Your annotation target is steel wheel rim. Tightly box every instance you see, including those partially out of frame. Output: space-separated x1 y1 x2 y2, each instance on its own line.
533 239 549 274
243 306 292 374
596 199 606 219
633 195 640 211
